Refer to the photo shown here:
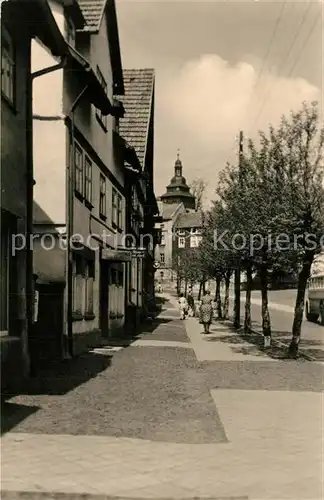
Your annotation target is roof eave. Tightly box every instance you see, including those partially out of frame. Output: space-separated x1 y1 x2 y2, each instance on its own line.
4 0 68 58
106 0 124 95
65 1 86 29
66 45 112 114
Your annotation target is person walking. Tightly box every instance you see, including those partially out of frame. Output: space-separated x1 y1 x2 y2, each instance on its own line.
187 290 195 317
178 293 188 320
199 289 213 333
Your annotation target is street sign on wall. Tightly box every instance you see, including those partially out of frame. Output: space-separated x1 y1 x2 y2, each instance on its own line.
130 249 146 258
101 249 132 262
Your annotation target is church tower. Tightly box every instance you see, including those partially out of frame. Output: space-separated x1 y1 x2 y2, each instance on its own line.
160 152 196 210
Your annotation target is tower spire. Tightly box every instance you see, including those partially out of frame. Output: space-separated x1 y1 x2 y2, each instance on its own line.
175 149 182 177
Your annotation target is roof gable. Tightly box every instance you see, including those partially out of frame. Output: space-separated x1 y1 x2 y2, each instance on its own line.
77 0 124 94
159 203 184 220
175 211 203 229
117 68 154 169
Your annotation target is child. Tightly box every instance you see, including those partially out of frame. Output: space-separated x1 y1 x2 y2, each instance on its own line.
178 293 188 320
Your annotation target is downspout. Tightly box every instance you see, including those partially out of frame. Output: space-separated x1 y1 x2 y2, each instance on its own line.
27 58 66 375
66 85 89 357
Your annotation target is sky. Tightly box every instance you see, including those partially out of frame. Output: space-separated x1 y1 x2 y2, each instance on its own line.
116 0 323 206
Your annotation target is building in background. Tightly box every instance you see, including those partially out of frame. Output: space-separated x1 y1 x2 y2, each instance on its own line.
155 153 198 285
172 211 203 292
155 202 185 284
1 0 68 391
160 154 196 210
32 0 125 361
173 211 203 252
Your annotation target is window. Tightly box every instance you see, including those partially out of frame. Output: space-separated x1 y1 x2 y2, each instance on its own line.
1 27 15 104
112 188 123 229
96 66 107 129
177 229 185 236
84 156 92 203
85 260 95 314
190 235 202 248
111 268 117 285
115 117 119 133
112 189 117 226
160 224 164 229
72 253 84 314
160 253 165 264
117 194 123 229
74 143 83 195
178 237 185 248
99 174 106 218
65 17 75 47
0 219 9 334
160 234 165 245
131 186 138 211
190 236 198 248
191 228 197 234
117 270 123 287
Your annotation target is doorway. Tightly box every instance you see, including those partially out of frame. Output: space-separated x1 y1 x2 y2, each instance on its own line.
100 259 109 337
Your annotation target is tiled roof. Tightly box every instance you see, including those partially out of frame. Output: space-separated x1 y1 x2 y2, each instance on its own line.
33 201 55 225
117 68 155 169
175 211 203 229
159 203 183 220
78 0 106 31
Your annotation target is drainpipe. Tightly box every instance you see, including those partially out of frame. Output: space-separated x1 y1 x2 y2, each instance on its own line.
66 85 89 357
27 58 66 374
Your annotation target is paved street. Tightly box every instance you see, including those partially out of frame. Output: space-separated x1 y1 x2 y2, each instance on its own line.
1 292 323 499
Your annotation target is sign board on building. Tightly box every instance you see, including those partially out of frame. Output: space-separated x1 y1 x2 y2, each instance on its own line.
101 249 132 262
130 249 146 258
119 247 146 258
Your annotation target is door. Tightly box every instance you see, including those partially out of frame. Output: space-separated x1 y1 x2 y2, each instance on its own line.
100 260 109 337
29 283 64 369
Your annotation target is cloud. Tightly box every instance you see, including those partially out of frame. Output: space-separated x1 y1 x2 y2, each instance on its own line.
154 54 321 204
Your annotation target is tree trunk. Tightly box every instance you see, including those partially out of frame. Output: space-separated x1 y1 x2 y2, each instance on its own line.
244 265 253 333
233 264 241 328
198 281 203 300
223 272 231 319
215 277 222 319
260 265 271 342
176 275 180 295
289 252 314 358
184 279 188 296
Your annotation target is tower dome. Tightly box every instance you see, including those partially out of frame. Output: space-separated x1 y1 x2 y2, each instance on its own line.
160 151 196 210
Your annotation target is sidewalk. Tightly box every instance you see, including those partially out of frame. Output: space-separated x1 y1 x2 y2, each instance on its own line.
1 293 323 499
220 293 324 362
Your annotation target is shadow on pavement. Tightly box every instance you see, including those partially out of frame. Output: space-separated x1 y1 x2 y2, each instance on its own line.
1 401 40 435
135 317 175 334
206 332 309 361
18 351 113 396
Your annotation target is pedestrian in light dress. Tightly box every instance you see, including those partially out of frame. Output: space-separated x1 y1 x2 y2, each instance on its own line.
199 290 213 333
178 293 188 320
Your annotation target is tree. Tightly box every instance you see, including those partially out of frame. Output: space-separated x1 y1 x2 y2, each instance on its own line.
268 102 324 356
172 246 203 294
189 177 208 211
199 201 236 320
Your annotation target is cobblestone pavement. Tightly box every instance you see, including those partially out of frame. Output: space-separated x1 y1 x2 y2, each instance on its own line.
1 292 323 499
